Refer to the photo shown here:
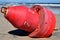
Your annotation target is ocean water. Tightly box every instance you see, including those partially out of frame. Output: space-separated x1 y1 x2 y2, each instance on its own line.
45 6 60 14
0 3 60 14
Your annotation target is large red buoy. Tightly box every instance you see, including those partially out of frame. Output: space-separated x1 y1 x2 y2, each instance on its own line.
1 5 56 38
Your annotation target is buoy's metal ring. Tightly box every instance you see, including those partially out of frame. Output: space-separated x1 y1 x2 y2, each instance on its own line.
1 7 8 15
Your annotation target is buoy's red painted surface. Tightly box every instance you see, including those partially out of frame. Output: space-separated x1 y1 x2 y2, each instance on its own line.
5 6 40 32
29 6 56 37
1 5 56 38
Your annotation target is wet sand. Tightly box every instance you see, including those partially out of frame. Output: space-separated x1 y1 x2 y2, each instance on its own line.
0 13 60 40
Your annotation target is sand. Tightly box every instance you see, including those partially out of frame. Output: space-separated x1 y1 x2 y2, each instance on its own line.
0 13 60 40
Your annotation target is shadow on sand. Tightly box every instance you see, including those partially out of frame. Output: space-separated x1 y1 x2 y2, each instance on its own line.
8 29 52 38
8 29 30 36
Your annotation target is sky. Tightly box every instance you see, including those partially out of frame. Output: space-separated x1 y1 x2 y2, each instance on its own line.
0 0 60 3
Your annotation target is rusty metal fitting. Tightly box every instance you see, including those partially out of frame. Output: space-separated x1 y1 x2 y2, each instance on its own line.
1 7 8 15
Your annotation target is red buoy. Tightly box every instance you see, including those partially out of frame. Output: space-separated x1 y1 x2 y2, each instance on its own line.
1 5 56 38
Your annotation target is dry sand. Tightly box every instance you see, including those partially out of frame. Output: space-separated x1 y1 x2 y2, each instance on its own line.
0 13 60 40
